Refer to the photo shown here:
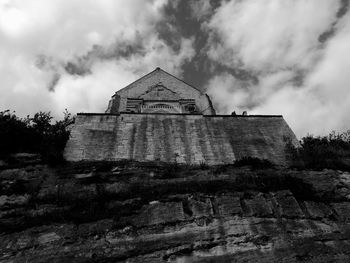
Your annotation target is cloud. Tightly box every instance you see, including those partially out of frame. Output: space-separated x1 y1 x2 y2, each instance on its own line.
189 0 213 21
204 0 350 137
206 0 341 72
1 0 349 138
0 0 194 117
207 70 295 113
51 36 195 114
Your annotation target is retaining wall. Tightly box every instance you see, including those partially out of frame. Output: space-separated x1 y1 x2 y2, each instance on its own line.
64 113 298 165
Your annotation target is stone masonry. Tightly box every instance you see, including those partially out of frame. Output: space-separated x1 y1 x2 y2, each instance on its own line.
64 68 299 165
64 113 298 165
106 68 215 115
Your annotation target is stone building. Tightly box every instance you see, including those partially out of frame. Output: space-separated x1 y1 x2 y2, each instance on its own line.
64 68 298 165
106 67 215 115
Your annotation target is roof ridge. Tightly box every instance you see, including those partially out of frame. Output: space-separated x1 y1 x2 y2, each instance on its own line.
115 67 203 95
157 67 203 93
114 68 158 95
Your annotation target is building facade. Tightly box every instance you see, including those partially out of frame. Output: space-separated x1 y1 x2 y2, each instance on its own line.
106 68 215 115
64 68 298 165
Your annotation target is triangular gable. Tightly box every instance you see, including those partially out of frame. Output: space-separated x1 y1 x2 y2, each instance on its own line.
115 68 203 99
138 84 181 100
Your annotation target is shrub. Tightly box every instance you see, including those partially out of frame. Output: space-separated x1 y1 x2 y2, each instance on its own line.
289 131 350 171
0 109 74 164
199 161 209 170
0 110 36 154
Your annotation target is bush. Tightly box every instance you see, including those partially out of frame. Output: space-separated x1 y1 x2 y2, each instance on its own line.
0 110 35 154
289 131 350 171
0 109 74 164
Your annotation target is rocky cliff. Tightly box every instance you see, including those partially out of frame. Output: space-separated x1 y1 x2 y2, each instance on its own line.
1 159 350 262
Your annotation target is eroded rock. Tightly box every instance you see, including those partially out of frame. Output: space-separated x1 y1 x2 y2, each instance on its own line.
1 163 350 262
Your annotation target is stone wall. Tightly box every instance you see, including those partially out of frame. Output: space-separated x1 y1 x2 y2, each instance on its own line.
64 113 298 165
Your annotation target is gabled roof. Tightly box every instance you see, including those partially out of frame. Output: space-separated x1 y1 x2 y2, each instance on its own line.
115 67 203 95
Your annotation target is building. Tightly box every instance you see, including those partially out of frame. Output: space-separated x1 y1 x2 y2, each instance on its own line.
64 68 298 165
105 67 215 115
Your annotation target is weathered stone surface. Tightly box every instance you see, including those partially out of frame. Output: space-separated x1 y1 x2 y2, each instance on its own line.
273 190 305 218
37 181 97 202
10 153 42 165
332 202 350 222
304 201 333 219
188 196 213 218
132 202 185 227
0 194 30 208
77 219 114 237
242 192 273 217
104 182 129 195
1 163 350 262
38 232 61 244
64 114 298 166
215 194 242 216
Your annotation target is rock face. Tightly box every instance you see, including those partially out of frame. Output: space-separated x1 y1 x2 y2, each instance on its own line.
1 161 350 262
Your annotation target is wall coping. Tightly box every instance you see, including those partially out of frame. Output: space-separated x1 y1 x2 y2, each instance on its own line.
77 112 283 118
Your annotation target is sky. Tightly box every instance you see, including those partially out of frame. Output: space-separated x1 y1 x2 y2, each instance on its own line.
0 0 350 138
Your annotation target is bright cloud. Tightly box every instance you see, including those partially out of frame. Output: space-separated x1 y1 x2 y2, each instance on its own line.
1 0 350 138
206 0 340 72
205 0 350 137
0 0 194 117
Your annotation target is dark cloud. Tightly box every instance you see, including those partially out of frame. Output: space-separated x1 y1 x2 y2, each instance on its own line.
35 37 148 91
159 0 223 89
155 21 182 53
290 69 306 87
35 55 56 71
63 38 146 76
318 0 349 43
64 61 91 76
161 0 258 90
337 0 350 18
214 64 259 84
47 73 61 92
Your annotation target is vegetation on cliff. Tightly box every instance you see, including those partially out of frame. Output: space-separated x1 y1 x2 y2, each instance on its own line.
0 110 74 163
289 131 350 171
